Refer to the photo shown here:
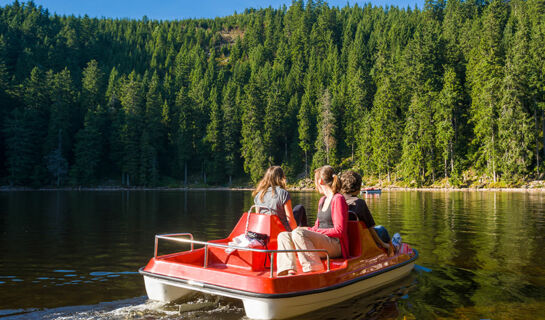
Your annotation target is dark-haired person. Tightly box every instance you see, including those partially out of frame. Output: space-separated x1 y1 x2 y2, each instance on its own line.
340 170 393 255
275 165 349 276
253 166 297 231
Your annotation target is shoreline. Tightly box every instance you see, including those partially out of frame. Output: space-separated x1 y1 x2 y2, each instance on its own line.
2 185 545 192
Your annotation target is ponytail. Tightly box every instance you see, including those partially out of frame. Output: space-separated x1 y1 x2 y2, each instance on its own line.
331 174 341 194
316 165 341 194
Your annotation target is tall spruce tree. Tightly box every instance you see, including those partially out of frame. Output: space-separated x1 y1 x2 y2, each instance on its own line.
467 0 507 182
119 72 144 186
313 88 336 169
434 67 464 178
497 2 534 180
241 71 267 182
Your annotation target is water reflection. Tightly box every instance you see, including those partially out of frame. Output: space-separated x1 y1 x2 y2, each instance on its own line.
1 190 545 319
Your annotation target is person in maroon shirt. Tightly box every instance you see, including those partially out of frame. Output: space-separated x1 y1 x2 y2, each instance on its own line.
276 165 349 276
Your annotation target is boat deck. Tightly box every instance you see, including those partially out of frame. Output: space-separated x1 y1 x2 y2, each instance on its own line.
143 214 415 295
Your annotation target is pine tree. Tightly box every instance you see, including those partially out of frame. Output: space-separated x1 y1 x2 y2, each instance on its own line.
497 2 534 180
81 60 104 110
313 88 336 169
141 71 164 185
528 0 545 171
71 106 107 185
241 71 267 182
222 82 240 185
45 68 76 184
467 0 508 182
435 67 464 178
263 79 286 164
205 86 224 183
370 76 401 182
401 90 436 184
119 72 144 186
298 77 314 177
5 67 49 185
174 86 193 184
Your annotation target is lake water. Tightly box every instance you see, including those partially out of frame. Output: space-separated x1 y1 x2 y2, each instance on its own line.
1 190 544 319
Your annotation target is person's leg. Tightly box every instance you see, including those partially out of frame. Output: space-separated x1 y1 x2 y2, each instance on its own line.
292 204 308 227
291 228 342 272
276 231 296 275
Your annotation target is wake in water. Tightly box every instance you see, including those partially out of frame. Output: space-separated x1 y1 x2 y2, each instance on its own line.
4 272 419 320
4 294 245 320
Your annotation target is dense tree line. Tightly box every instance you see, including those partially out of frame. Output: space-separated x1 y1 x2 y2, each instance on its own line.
0 0 544 187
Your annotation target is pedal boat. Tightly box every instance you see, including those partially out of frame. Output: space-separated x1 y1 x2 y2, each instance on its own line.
361 187 382 195
139 206 418 319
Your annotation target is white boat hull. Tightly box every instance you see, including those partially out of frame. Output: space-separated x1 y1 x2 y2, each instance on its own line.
142 261 415 319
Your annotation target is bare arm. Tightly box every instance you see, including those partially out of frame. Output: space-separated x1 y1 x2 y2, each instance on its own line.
284 199 297 231
370 227 389 249
369 228 394 256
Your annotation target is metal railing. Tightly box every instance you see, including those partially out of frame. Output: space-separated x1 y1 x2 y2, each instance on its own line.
154 233 331 278
154 233 194 258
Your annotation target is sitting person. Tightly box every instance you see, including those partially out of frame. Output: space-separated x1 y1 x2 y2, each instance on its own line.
276 165 349 276
253 166 297 232
340 170 394 256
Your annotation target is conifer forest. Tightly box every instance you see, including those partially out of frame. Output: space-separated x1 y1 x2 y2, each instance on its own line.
0 0 544 187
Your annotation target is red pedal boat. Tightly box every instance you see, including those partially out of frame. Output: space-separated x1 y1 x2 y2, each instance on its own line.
139 206 418 319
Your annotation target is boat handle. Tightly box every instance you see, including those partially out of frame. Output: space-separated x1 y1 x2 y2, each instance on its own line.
246 205 277 214
154 233 194 258
245 205 277 233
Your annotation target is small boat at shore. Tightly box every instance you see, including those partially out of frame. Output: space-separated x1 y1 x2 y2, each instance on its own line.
140 206 418 319
361 187 382 195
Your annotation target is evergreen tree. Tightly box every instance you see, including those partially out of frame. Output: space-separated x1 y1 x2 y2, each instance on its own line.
313 88 336 169
71 106 107 185
174 86 193 184
45 68 76 184
241 71 267 182
467 0 507 182
401 90 436 184
298 77 314 177
205 86 224 183
370 75 400 182
434 67 464 178
81 60 104 109
4 67 49 185
497 2 534 180
221 81 240 185
141 71 164 185
119 72 144 185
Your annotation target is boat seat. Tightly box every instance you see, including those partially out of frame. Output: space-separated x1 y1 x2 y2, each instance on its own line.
206 212 289 272
347 221 362 257
347 221 385 259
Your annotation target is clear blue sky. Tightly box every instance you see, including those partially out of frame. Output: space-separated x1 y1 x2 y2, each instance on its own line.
0 0 425 20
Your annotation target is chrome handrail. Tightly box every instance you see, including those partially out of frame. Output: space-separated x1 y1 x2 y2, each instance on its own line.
153 234 331 278
246 205 277 214
154 233 194 258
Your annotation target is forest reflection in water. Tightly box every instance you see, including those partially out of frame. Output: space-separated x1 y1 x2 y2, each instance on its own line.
0 190 544 319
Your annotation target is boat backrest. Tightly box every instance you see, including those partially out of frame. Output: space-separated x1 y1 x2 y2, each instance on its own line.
228 212 286 250
347 220 386 258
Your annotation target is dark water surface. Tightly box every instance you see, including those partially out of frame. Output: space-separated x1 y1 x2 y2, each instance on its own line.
1 190 545 319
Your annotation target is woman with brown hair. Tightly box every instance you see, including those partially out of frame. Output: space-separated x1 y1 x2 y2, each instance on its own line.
253 166 297 232
340 170 393 255
275 165 349 276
